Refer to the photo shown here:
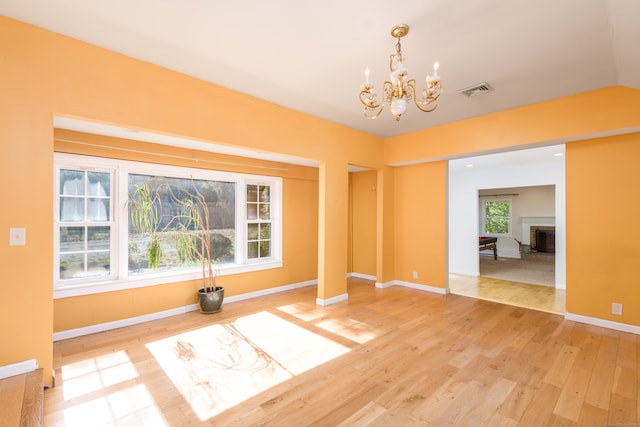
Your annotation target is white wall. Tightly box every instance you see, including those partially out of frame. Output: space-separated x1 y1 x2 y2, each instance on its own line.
449 145 566 289
479 185 555 246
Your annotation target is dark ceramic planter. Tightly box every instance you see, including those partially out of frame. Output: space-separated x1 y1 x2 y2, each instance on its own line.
197 287 224 314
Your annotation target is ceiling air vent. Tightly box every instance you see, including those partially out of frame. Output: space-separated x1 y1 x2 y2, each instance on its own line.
458 82 494 97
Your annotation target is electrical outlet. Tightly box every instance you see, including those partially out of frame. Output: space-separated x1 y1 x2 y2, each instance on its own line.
412 271 418 279
9 227 26 246
612 303 623 316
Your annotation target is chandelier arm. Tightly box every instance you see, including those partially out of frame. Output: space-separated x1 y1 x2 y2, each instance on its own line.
359 88 384 119
408 80 441 113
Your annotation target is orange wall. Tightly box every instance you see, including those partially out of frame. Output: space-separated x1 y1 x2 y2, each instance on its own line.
386 86 640 328
393 161 448 288
566 133 640 324
3 11 640 387
386 86 640 165
0 15 381 384
349 171 377 276
52 130 320 332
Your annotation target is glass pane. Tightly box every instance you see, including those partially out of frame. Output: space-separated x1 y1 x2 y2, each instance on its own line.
259 240 271 258
486 201 509 217
60 253 84 279
486 218 509 234
247 223 259 240
128 174 236 274
87 172 110 196
259 186 270 202
210 232 234 264
248 241 259 259
247 185 258 202
60 170 84 195
87 198 109 221
60 227 85 252
60 197 84 221
88 227 110 250
247 203 258 220
87 252 110 277
260 223 271 240
259 203 270 220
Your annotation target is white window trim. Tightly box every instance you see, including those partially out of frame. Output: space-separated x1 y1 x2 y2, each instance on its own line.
54 153 283 299
480 197 512 237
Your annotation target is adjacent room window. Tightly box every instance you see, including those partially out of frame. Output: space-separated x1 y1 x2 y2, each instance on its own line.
481 198 511 236
54 154 282 297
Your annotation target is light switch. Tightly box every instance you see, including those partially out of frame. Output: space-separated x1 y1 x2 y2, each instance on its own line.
9 227 26 246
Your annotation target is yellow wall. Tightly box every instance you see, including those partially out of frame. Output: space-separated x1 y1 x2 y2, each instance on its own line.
566 133 640 324
385 86 640 328
393 162 448 288
52 130 320 332
385 86 640 165
0 15 382 384
3 11 640 387
349 171 377 276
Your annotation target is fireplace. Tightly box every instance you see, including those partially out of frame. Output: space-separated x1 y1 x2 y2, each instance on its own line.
530 226 555 253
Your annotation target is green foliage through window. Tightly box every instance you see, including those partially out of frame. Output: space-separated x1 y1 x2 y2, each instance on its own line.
484 200 510 234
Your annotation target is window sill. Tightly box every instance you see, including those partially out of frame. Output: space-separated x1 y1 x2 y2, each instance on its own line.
53 260 283 299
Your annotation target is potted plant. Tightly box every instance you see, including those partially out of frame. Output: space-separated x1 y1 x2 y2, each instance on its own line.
128 178 225 313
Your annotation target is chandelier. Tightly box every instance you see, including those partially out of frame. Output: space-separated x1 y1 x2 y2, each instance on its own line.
359 24 442 121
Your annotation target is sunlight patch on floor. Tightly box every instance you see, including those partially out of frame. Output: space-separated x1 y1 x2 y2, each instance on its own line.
146 311 350 421
315 318 378 344
277 302 326 321
61 350 139 400
63 384 168 427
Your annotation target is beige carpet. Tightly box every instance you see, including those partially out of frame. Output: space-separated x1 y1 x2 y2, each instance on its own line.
480 253 555 287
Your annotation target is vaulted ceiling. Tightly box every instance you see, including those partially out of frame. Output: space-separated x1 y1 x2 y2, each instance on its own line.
1 0 639 139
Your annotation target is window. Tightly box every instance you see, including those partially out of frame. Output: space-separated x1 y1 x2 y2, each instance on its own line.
54 154 282 297
128 174 236 274
57 169 114 281
481 198 511 236
246 184 271 259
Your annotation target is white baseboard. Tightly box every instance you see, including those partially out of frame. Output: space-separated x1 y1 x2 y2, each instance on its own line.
316 293 349 306
449 270 480 277
377 280 448 295
0 359 38 380
565 312 640 335
54 305 198 342
349 272 377 281
224 280 317 304
375 281 394 288
54 279 318 341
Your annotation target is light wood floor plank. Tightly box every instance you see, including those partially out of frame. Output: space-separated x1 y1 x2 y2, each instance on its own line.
44 278 640 426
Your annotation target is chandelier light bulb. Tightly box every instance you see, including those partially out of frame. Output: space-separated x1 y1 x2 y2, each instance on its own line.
364 67 370 83
390 97 407 117
433 62 440 78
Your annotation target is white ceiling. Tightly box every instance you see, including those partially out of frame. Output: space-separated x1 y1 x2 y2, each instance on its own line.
3 0 640 174
2 0 639 141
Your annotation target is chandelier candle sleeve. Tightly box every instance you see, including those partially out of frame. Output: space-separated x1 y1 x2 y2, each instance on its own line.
359 24 443 121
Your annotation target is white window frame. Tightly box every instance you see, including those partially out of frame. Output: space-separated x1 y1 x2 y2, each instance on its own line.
245 181 279 264
480 197 512 237
54 153 282 299
54 166 117 284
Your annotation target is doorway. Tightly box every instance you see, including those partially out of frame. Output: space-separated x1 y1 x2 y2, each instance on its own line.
447 146 566 314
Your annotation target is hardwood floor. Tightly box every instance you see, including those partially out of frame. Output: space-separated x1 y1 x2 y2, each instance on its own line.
45 278 637 426
449 274 566 314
